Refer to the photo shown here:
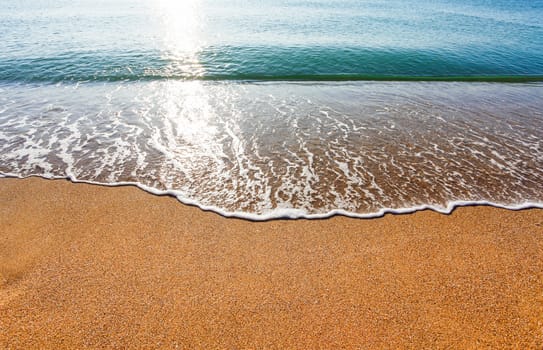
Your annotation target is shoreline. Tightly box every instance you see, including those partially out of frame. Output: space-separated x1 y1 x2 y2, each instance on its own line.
3 174 543 221
1 177 543 348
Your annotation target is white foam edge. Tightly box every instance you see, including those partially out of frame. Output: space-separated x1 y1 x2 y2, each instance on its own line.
2 172 543 221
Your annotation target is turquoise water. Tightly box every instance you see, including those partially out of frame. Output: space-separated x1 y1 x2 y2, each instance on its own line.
1 0 543 219
1 0 542 82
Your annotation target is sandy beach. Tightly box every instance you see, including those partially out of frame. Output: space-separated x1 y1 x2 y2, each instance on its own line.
1 177 542 348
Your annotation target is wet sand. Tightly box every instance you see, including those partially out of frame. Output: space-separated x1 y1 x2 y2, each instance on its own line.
1 177 542 349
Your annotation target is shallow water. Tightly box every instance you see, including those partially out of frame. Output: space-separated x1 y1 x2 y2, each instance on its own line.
1 0 542 219
1 81 542 218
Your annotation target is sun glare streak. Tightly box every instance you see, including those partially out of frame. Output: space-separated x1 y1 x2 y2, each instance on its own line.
151 1 221 177
155 0 204 55
153 0 206 78
151 2 217 157
161 81 219 145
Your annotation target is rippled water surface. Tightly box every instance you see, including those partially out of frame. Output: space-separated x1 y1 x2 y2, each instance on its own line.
1 0 542 218
1 0 542 81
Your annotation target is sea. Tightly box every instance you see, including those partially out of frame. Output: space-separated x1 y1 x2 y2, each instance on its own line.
1 0 542 219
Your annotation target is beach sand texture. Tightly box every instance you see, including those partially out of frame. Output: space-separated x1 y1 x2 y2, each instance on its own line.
1 177 542 348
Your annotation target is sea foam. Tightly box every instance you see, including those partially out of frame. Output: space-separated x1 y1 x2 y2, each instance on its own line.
1 81 542 220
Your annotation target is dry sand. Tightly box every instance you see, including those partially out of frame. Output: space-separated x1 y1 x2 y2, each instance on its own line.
1 177 542 349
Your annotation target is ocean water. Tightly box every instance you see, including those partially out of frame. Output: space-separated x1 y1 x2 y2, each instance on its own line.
1 0 542 219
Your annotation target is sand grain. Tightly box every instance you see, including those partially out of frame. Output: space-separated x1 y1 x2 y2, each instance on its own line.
1 178 542 348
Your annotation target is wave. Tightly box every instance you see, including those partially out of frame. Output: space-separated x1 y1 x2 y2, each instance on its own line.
1 80 542 220
1 46 542 83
